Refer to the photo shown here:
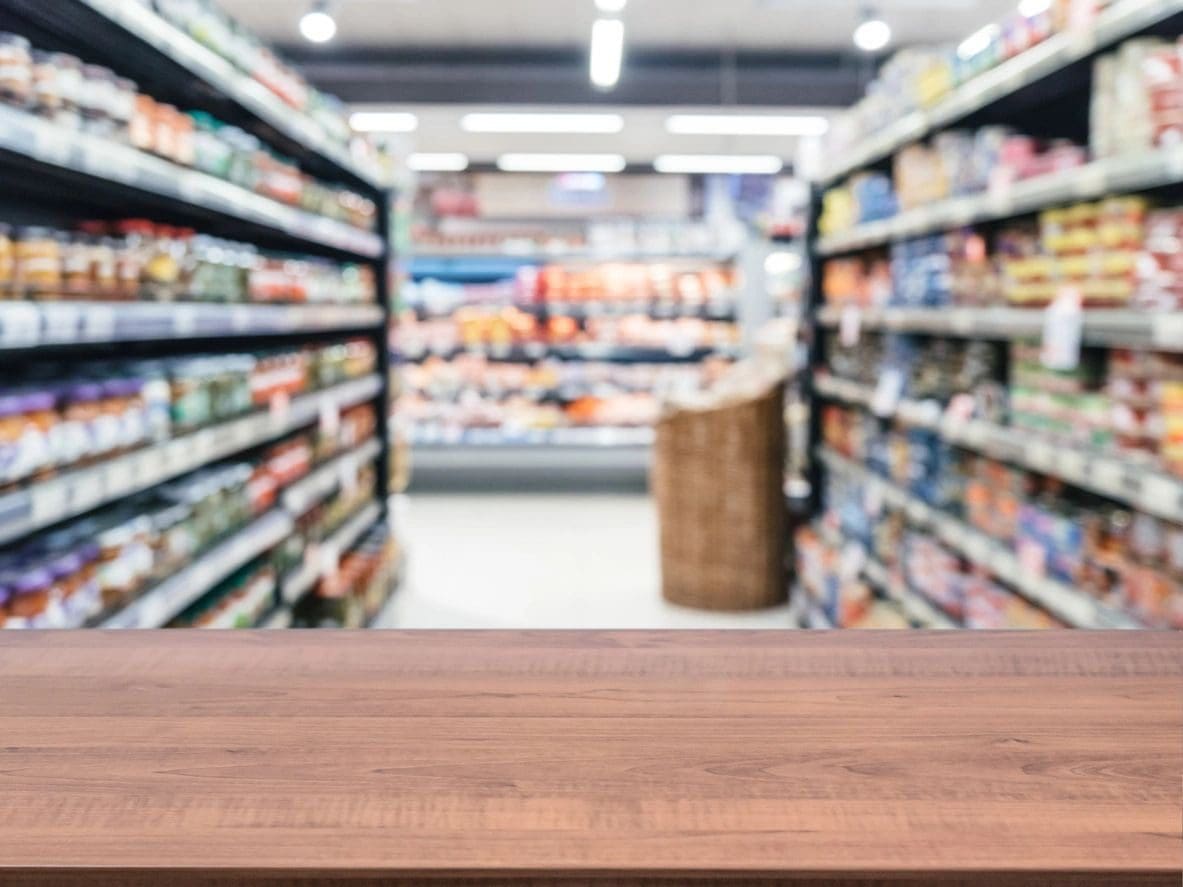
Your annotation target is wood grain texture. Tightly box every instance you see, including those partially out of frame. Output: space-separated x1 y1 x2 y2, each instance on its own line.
0 631 1178 886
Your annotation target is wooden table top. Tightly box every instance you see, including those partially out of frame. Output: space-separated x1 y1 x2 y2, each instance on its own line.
0 631 1179 886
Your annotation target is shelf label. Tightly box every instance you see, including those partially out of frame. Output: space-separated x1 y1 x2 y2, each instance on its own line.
1041 287 1082 371
871 368 905 418
839 305 862 348
319 400 340 437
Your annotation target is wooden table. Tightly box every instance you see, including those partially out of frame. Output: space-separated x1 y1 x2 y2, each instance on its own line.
0 631 1179 885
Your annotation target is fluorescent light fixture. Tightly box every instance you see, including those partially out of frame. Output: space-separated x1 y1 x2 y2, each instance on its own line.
1018 0 1052 15
349 111 419 133
408 153 470 172
460 112 624 134
957 23 999 60
653 154 784 175
665 114 829 137
853 17 891 52
590 18 624 90
497 153 627 173
595 0 627 11
299 1 337 43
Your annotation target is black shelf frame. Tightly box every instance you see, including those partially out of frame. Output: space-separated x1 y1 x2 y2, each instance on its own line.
0 2 397 622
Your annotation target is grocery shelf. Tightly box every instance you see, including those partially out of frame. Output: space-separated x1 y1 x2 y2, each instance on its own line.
280 501 383 605
0 374 382 546
820 0 1183 185
281 438 384 516
0 302 383 351
862 558 960 630
9 0 384 191
818 446 1142 629
815 304 1183 351
819 145 1183 255
815 373 1183 524
100 508 293 629
0 104 385 259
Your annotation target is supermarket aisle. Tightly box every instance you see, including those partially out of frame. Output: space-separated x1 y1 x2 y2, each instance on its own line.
382 494 792 629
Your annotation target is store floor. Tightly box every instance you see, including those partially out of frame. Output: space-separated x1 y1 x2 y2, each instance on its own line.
379 493 792 629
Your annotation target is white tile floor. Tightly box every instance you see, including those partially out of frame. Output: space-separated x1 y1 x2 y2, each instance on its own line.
379 493 793 629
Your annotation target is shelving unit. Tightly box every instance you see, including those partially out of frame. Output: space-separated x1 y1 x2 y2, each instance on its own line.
399 250 742 485
0 4 399 630
801 2 1183 631
819 145 1183 256
820 0 1183 185
280 501 384 606
819 448 1141 629
0 103 384 258
9 0 384 191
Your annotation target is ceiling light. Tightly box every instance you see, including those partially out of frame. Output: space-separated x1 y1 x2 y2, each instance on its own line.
299 1 337 43
589 18 624 91
852 8 891 53
349 111 419 133
460 112 624 134
653 154 784 175
595 0 627 11
665 114 829 137
408 153 470 172
497 153 628 173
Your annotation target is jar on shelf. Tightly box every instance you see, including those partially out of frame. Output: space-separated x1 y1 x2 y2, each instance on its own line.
111 76 137 143
15 227 63 300
63 382 104 465
62 233 93 298
114 219 152 300
96 520 139 610
190 112 233 178
130 92 157 153
90 237 119 300
0 224 14 299
0 33 32 109
22 390 58 477
30 50 64 120
53 53 83 129
7 568 56 628
79 64 117 136
142 225 183 301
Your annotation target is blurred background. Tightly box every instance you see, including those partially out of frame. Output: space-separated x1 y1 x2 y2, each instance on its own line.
0 0 1178 631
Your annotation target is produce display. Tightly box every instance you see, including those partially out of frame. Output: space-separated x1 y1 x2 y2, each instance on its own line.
0 30 377 231
0 218 375 304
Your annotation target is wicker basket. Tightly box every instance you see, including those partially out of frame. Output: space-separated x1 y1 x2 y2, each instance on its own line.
653 382 788 611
